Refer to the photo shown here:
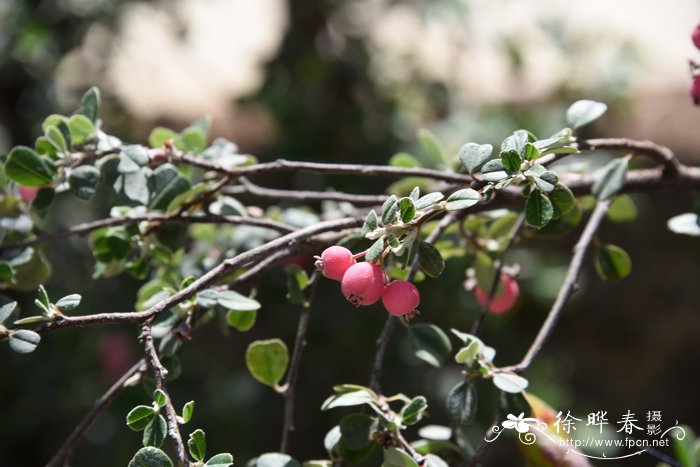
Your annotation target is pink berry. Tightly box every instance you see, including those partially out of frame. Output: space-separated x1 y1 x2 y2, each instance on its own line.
473 274 519 314
691 76 700 106
315 246 356 281
692 23 700 50
382 280 420 317
341 262 385 306
18 186 39 203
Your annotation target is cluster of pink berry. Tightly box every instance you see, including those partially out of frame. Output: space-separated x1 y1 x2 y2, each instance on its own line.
690 24 700 105
314 246 420 317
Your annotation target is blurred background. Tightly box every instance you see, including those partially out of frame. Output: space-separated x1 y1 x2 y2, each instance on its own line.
1 0 699 465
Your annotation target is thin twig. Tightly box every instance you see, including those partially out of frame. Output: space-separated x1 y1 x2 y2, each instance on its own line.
31 218 362 332
141 324 189 466
175 155 474 185
465 199 612 467
369 212 458 392
469 212 526 336
280 272 320 453
45 359 147 467
516 198 612 370
240 177 387 206
0 213 295 253
578 138 681 175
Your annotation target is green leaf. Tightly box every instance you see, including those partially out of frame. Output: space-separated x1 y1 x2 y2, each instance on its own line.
148 164 191 210
523 143 540 161
445 189 480 211
417 241 444 278
9 330 41 354
340 414 377 450
667 213 700 236
382 195 399 225
0 263 14 286
128 447 173 467
566 99 607 129
142 414 167 447
67 114 95 144
592 158 628 200
226 310 257 332
124 145 150 165
501 130 530 157
383 447 419 467
321 387 377 411
68 165 100 200
492 373 529 393
77 87 100 123
149 127 178 148
455 339 481 365
246 339 289 387
4 146 53 187
361 210 378 236
255 453 301 467
594 244 632 281
181 401 194 423
302 461 332 467
446 381 477 426
418 128 444 169
0 301 18 324
533 171 558 193
399 197 416 223
418 425 452 441
400 396 428 425
56 294 81 312
153 389 167 408
188 429 207 462
45 125 68 152
549 183 575 219
127 406 156 431
285 265 309 305
525 190 554 228
424 454 449 467
389 152 421 168
500 149 521 172
458 143 492 173
366 238 385 263
415 192 444 210
409 324 452 367
206 453 234 466
479 159 509 182
607 195 637 222
179 127 207 154
215 290 261 311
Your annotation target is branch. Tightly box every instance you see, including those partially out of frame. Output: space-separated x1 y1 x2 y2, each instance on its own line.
578 138 681 175
515 198 612 370
369 212 458 392
0 213 295 254
280 272 320 453
469 212 526 336
32 218 362 332
140 324 189 466
465 200 611 466
240 176 387 206
46 359 147 467
175 155 474 185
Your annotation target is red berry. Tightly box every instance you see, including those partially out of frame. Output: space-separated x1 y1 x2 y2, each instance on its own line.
473 274 519 314
692 23 700 50
315 246 355 281
341 262 385 306
382 280 420 316
18 186 39 203
691 76 700 106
